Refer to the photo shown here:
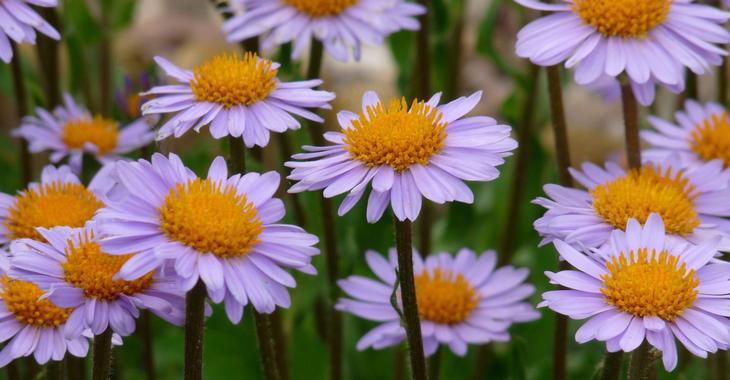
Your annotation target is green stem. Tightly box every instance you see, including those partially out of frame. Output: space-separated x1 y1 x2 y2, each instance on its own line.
599 352 624 380
9 42 32 185
394 219 427 380
92 329 113 380
253 312 281 380
627 342 651 380
139 310 156 380
183 281 206 380
5 361 18 380
35 7 61 107
620 79 642 169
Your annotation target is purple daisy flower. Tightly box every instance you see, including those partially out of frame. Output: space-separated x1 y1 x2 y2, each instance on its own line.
286 91 518 223
94 154 319 323
8 223 185 338
643 100 730 169
223 0 425 62
0 255 88 366
0 164 116 246
13 94 155 173
0 0 60 63
141 53 335 147
541 213 730 371
534 156 730 251
515 0 730 105
336 248 540 356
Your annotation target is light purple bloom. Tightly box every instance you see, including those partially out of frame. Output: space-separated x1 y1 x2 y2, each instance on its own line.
287 91 517 223
224 0 426 62
541 214 730 371
94 154 319 323
515 0 730 105
534 156 730 251
0 164 116 246
336 248 540 356
142 54 335 147
0 0 60 63
0 256 89 366
13 94 155 173
8 223 186 338
643 100 730 169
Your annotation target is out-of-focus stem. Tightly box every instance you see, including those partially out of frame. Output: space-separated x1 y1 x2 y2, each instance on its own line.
546 64 572 380
394 219 427 380
620 80 642 169
184 281 206 380
99 4 112 116
67 355 87 380
92 329 113 380
5 361 18 380
139 310 156 380
719 1 728 106
10 43 32 185
47 359 64 380
35 8 61 107
428 348 442 380
444 0 465 102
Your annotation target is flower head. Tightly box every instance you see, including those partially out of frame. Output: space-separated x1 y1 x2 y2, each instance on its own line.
336 248 539 356
0 0 60 63
515 0 730 105
8 224 185 338
142 53 335 147
223 0 425 62
94 154 319 323
115 72 159 121
643 101 730 169
13 94 155 173
534 157 730 250
0 255 88 366
0 164 115 246
287 91 517 223
541 214 730 370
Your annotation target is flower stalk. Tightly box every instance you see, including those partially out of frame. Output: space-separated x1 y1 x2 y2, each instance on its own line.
184 280 206 380
600 352 624 380
394 218 427 380
620 79 641 169
253 312 281 380
92 328 114 380
627 342 651 380
305 38 344 380
9 43 32 185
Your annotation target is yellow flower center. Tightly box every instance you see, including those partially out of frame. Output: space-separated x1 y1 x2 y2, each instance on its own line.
572 0 671 38
159 178 263 258
62 116 119 155
415 269 479 325
591 165 700 235
4 182 104 242
62 232 154 301
602 249 698 321
691 112 730 168
283 0 358 17
1 277 72 328
343 98 447 173
190 53 278 109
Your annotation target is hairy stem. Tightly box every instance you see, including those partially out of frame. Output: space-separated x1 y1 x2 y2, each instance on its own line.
184 281 206 380
620 80 642 169
92 329 113 380
600 352 624 380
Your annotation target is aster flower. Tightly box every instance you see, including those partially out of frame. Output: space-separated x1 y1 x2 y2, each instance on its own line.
141 53 335 147
287 91 517 223
336 248 540 356
8 224 185 338
0 164 115 246
0 0 60 63
0 255 88 366
223 0 426 62
13 94 155 173
515 0 730 104
541 213 730 370
643 100 730 169
534 157 730 251
94 154 319 323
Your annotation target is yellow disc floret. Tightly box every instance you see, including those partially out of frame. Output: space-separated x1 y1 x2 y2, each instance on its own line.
283 0 358 17
4 182 104 241
572 0 671 38
602 249 698 321
415 269 479 325
344 98 447 172
1 277 72 328
190 53 278 109
62 116 119 155
691 112 730 168
592 165 700 235
159 178 263 258
62 232 154 301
